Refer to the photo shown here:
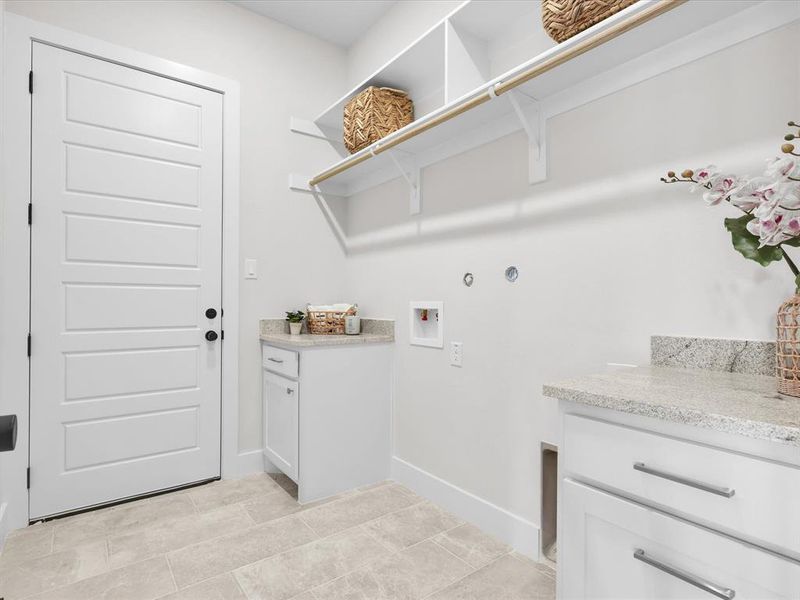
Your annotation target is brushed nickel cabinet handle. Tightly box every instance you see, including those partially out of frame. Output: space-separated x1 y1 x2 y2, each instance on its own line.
633 462 735 498
267 357 284 364
633 549 735 599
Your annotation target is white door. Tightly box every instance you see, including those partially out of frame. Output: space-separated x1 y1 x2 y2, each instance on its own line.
262 372 298 482
29 42 224 519
560 479 800 599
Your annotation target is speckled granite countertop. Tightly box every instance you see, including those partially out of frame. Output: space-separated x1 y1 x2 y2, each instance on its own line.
259 318 394 348
544 336 800 447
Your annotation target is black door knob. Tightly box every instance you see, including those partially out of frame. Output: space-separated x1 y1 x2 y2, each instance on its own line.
205 308 217 319
205 330 218 341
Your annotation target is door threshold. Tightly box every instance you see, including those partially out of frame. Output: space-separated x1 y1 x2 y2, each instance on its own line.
30 476 220 524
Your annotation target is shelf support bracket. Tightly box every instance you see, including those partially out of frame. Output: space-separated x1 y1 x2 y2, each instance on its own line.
506 91 547 185
308 185 349 255
386 150 421 215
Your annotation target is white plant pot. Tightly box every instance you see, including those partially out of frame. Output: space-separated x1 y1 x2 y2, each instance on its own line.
289 321 303 336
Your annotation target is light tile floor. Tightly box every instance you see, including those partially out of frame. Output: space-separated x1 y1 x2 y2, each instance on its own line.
0 475 555 600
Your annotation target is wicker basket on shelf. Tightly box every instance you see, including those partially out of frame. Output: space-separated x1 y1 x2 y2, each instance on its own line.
541 0 637 43
777 293 800 397
306 306 357 335
343 86 413 154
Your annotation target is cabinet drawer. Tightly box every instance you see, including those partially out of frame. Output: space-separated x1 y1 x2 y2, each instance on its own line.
561 479 800 599
564 414 800 557
262 344 299 378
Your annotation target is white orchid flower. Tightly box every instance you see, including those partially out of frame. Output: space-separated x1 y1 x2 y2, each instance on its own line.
701 175 737 206
766 156 800 180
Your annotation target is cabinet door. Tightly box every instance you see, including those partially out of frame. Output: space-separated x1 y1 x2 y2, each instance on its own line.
262 371 298 482
560 479 800 599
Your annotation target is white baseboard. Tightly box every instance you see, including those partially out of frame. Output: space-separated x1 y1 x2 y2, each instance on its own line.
391 456 540 560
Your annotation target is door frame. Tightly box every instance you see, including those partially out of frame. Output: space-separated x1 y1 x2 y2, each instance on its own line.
1 13 243 535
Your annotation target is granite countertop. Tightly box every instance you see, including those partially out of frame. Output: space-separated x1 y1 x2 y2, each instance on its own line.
543 335 800 447
545 365 800 447
259 318 394 348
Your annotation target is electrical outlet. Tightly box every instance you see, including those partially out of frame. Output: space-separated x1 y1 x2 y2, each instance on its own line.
244 259 258 279
450 342 463 367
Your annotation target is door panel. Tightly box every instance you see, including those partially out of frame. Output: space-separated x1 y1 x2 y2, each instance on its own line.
30 43 223 518
64 72 202 146
65 143 201 206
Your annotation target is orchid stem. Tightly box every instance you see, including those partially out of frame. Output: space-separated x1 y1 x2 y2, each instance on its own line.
781 247 799 278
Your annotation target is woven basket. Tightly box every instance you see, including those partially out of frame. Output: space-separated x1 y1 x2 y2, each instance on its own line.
776 293 800 397
343 86 413 154
541 0 637 43
306 306 357 335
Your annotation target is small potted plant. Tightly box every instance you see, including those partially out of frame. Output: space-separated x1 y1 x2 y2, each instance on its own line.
285 310 305 336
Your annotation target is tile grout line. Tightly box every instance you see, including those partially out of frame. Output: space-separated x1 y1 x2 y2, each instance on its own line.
12 479 527 600
164 552 179 595
2 479 321 598
12 489 280 599
56 488 281 573
419 551 513 600
12 483 430 597
305 552 391 597
301 518 481 600
304 505 474 598
428 536 483 572
358 521 402 554
224 488 442 595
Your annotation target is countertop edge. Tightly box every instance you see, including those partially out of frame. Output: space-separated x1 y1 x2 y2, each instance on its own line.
542 383 800 448
259 333 395 348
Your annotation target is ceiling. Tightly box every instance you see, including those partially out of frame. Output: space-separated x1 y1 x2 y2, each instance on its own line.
229 1 397 48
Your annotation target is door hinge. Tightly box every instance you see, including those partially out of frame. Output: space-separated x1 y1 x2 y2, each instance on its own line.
221 330 225 340
28 203 32 226
27 467 30 489
28 71 33 94
27 334 31 357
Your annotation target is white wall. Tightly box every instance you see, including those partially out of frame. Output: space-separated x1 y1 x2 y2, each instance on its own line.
3 0 349 455
344 12 800 553
346 0 460 87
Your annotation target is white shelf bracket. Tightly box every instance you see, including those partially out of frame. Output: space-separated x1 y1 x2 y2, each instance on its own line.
506 91 547 185
386 150 421 215
308 185 349 255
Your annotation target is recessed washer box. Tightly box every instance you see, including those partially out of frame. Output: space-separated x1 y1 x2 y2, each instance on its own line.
409 301 443 348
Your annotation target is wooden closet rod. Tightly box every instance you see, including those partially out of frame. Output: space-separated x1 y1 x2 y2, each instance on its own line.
309 0 686 188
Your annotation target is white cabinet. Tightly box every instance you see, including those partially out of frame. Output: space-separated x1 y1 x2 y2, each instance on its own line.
563 414 800 556
558 407 800 599
261 341 392 503
561 479 800 599
261 345 299 379
262 372 298 482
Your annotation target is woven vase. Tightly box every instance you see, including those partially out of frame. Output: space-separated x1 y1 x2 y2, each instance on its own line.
776 293 800 397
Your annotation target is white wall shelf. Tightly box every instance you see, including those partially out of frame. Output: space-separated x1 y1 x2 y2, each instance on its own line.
290 0 800 219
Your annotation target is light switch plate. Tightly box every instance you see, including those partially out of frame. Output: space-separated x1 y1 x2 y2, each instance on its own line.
450 342 463 367
245 258 258 279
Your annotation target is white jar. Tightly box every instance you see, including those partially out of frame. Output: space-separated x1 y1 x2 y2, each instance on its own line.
345 315 361 335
